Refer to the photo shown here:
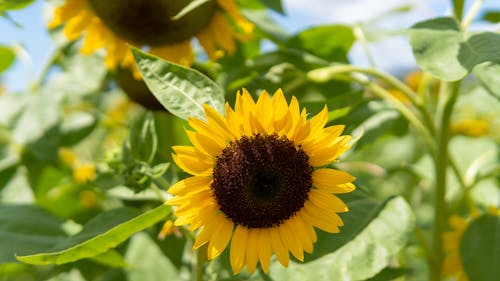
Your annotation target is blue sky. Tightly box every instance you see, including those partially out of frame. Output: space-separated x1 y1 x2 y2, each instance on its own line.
1 0 499 92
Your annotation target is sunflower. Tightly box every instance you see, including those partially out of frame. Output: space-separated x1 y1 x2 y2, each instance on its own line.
167 89 356 274
48 0 253 78
443 207 500 281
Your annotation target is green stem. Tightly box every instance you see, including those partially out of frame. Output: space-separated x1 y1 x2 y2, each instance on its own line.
430 81 460 281
308 65 437 137
452 0 465 21
195 246 206 281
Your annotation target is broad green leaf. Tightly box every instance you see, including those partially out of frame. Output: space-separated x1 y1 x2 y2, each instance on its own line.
269 196 415 281
460 214 500 281
125 233 178 281
0 0 35 11
287 25 355 63
131 48 225 120
409 17 464 81
0 45 16 73
473 62 500 100
17 204 171 265
409 17 500 81
0 204 67 263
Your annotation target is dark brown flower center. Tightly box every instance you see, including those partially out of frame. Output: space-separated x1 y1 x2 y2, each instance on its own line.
212 134 313 228
88 0 217 46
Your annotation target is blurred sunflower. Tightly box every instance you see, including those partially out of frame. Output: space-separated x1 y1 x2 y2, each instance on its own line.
49 0 253 78
443 207 500 281
167 89 356 274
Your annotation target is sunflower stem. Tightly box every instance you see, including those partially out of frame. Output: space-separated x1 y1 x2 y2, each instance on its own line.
430 80 460 281
195 246 206 281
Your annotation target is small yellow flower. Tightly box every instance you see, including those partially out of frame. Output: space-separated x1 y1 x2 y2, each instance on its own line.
49 0 253 78
167 89 356 274
59 147 77 167
451 118 490 137
73 163 96 183
79 189 98 208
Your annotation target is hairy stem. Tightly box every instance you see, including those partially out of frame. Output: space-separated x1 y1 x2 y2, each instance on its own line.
430 81 460 281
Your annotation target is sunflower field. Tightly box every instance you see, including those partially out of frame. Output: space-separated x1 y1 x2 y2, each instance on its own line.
1 0 499 280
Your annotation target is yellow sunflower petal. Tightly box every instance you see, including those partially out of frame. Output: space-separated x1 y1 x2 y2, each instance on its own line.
207 215 234 259
172 152 213 176
150 41 194 66
168 176 212 195
186 130 225 157
49 0 87 29
230 225 248 274
64 9 93 40
312 168 356 192
245 228 259 273
278 220 304 261
257 229 273 274
188 117 228 147
194 212 225 249
269 227 290 267
81 19 109 54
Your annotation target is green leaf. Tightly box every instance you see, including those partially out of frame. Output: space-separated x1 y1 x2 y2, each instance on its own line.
90 250 129 268
131 47 225 120
362 267 408 281
287 25 355 63
243 10 290 43
473 62 500 100
269 196 415 281
59 111 97 146
0 0 35 11
0 45 16 73
17 204 171 265
0 204 67 263
482 11 500 23
409 17 500 81
259 0 285 14
125 233 179 281
460 214 500 281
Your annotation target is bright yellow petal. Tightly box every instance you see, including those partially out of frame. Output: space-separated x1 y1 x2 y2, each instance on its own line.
230 225 248 274
194 212 225 249
301 201 342 233
269 227 289 267
172 153 213 176
309 189 349 213
81 19 109 54
257 229 272 274
245 228 259 273
63 9 93 40
168 175 212 196
207 214 234 259
49 0 87 29
289 215 314 253
278 220 304 261
312 168 356 193
150 41 194 66
188 117 229 147
186 130 225 157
